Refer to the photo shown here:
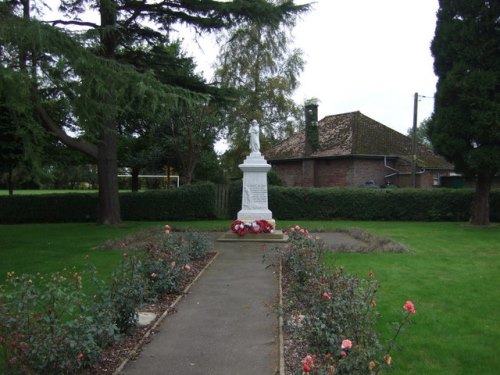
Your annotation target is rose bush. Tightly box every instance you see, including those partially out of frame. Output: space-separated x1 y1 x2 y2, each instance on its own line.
0 224 213 374
279 226 416 374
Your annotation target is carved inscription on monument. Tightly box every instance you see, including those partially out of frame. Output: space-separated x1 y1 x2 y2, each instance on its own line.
248 184 267 206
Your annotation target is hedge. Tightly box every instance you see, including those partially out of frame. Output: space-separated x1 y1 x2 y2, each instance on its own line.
229 185 500 222
120 183 215 221
0 183 216 224
1 184 499 223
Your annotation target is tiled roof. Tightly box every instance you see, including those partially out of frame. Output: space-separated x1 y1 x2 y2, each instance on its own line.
265 111 453 169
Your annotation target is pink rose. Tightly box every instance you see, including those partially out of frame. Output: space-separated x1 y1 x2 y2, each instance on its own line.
164 224 171 230
341 350 347 358
151 272 157 279
76 353 84 361
184 265 192 271
341 339 352 350
403 300 416 315
170 261 176 267
165 229 170 235
322 292 331 300
384 354 392 365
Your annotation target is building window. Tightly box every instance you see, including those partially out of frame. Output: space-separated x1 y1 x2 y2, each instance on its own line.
433 173 440 186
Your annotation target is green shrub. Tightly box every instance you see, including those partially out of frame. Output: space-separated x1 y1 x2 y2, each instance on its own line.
184 232 213 260
270 187 500 222
0 193 97 223
228 180 243 218
142 231 188 299
109 254 148 334
0 268 118 374
280 225 414 374
0 183 216 223
120 183 216 221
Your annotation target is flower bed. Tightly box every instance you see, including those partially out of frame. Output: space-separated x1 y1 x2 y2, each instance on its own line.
279 226 416 374
0 226 215 374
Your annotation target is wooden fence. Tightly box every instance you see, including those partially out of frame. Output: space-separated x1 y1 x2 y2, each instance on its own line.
215 184 230 218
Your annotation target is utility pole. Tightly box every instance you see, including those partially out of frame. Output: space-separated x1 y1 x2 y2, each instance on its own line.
411 92 418 188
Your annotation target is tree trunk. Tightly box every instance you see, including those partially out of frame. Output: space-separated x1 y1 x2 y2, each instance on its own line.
469 173 492 226
97 124 121 225
8 168 13 196
131 167 140 192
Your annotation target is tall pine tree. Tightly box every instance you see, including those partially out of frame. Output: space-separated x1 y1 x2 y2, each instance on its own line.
429 0 500 225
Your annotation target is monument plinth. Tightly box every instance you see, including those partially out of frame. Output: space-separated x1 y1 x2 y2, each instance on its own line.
218 121 287 242
237 152 273 222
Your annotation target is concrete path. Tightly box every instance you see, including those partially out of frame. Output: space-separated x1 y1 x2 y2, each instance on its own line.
121 239 279 375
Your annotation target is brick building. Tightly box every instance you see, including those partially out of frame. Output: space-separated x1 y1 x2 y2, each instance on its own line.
265 105 454 188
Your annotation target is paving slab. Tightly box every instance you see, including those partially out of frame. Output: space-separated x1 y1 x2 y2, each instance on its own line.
121 240 279 375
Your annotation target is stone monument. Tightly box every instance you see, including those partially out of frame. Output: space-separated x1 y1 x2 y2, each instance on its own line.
237 120 273 222
218 120 286 242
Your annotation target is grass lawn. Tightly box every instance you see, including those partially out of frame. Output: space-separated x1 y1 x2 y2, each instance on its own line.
0 221 163 281
1 220 498 374
283 220 499 375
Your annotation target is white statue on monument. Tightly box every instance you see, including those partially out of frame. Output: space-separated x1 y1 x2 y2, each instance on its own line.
249 119 260 153
217 119 286 241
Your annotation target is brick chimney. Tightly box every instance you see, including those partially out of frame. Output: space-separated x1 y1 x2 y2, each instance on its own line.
304 102 319 156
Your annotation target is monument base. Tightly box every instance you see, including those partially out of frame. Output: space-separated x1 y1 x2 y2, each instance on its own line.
217 229 288 243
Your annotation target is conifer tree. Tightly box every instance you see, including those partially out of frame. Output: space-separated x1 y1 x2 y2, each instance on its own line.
429 0 499 225
0 0 308 224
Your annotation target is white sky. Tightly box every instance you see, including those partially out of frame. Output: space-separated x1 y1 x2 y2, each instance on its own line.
184 0 439 138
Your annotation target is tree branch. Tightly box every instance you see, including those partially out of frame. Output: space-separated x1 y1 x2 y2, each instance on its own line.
35 105 98 159
47 19 99 28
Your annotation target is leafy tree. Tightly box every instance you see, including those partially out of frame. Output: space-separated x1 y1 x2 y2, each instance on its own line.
214 0 308 176
407 117 431 146
0 0 308 224
0 66 44 194
429 0 500 225
117 43 224 190
164 101 224 184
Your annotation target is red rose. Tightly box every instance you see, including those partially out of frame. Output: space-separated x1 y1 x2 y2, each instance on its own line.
403 300 416 315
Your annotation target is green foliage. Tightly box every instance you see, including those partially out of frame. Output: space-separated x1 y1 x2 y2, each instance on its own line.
183 231 213 260
0 183 216 223
0 193 98 223
0 224 213 372
120 183 216 221
267 187 500 222
109 254 148 334
430 0 500 176
407 117 431 146
268 167 283 186
214 1 308 176
0 268 118 374
429 0 500 224
280 226 412 374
